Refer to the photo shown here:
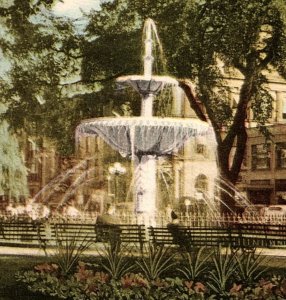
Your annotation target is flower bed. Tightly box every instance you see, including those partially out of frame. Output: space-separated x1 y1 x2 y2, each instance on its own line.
16 244 286 300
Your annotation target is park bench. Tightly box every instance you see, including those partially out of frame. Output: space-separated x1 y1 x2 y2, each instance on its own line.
148 226 233 251
231 223 286 250
189 226 233 248
230 223 269 251
1 220 286 252
0 220 97 249
51 222 97 244
95 224 146 251
264 224 286 248
0 219 46 247
148 226 193 251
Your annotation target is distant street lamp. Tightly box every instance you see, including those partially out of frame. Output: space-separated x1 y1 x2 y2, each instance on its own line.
108 162 126 204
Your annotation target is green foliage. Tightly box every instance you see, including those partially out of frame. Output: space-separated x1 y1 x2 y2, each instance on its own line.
136 243 177 281
83 0 286 190
16 263 74 299
17 263 208 300
52 228 93 276
177 246 213 282
235 250 270 286
207 246 238 298
0 117 28 198
0 0 88 156
16 246 286 299
1 0 286 176
99 242 135 280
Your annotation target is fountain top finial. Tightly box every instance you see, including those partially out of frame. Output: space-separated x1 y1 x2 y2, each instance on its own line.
143 18 154 79
116 19 177 101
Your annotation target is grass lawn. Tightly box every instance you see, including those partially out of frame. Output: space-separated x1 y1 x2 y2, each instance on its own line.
0 255 57 300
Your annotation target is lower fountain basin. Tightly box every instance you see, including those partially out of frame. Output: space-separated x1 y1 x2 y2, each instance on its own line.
76 117 212 157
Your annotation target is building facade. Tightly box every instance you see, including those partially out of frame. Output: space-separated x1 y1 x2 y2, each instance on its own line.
238 124 286 205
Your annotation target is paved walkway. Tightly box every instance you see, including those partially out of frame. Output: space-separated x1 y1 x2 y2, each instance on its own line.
0 245 105 256
1 245 286 257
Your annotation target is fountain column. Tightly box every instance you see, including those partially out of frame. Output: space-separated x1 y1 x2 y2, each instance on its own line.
134 19 158 223
142 19 154 117
135 156 157 214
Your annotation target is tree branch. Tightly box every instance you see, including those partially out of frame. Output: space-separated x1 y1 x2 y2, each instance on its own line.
60 70 128 87
178 79 207 121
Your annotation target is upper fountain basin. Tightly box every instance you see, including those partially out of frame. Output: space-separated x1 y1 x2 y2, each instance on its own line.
116 75 178 96
76 117 212 158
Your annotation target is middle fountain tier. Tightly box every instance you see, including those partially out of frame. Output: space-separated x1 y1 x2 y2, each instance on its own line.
76 19 215 224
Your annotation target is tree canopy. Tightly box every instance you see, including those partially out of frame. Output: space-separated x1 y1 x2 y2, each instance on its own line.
0 0 89 155
0 112 28 199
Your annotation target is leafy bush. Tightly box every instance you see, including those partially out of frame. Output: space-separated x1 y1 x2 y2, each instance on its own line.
50 227 93 276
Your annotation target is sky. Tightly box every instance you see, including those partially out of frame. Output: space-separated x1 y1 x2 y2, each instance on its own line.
52 0 101 18
0 0 102 76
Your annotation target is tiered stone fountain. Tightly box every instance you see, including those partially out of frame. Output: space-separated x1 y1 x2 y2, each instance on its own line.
76 19 213 225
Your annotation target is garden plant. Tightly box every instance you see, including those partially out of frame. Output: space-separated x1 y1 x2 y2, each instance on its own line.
16 239 286 300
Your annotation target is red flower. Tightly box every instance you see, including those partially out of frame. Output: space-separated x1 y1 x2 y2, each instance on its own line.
121 273 148 288
184 280 194 290
34 263 59 274
194 282 206 293
229 283 242 294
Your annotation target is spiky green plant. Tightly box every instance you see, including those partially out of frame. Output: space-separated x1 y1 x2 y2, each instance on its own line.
177 246 213 281
207 245 238 298
235 249 270 286
136 243 177 281
52 228 93 276
99 242 135 280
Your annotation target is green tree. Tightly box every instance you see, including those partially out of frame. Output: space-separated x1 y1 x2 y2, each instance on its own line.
0 106 28 199
0 0 93 155
0 0 132 156
82 0 286 212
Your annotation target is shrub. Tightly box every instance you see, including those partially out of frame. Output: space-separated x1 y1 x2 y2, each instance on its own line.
177 246 213 282
98 242 135 280
136 243 177 281
235 249 270 287
207 246 238 298
50 227 93 276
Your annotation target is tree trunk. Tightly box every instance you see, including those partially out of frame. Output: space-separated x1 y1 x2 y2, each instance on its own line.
180 77 251 215
217 125 248 214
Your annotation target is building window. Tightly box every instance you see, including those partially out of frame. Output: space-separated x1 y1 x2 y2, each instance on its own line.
27 140 39 174
276 142 286 168
195 174 208 192
251 144 271 170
